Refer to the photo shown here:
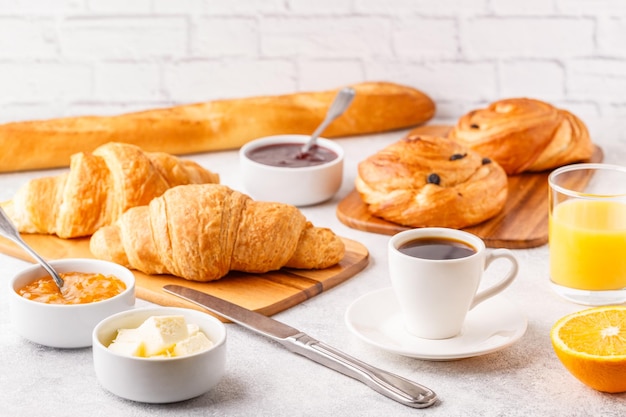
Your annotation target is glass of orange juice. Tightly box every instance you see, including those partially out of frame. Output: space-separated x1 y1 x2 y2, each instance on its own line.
549 163 626 305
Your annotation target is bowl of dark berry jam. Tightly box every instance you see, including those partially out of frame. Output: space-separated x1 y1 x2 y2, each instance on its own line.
240 135 344 206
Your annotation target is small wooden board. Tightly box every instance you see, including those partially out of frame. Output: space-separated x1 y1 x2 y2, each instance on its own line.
0 235 369 316
337 125 604 248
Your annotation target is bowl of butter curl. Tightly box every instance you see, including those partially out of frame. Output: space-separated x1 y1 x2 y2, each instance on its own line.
92 306 227 403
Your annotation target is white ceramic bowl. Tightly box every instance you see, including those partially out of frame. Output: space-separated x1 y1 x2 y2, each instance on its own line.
8 258 135 349
239 134 344 206
92 306 227 403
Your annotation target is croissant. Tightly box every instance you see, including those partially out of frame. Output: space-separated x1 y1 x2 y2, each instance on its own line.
448 98 593 174
1 142 219 238
89 184 346 282
355 135 508 229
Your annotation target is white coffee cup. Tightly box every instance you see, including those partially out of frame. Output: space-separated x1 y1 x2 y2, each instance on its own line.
388 227 518 340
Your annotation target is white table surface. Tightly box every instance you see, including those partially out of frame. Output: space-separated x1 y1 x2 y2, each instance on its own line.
1 128 625 417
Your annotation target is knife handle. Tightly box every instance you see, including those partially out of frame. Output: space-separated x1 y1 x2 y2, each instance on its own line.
284 333 437 408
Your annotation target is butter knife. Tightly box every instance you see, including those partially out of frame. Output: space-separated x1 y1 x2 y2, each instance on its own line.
163 285 438 409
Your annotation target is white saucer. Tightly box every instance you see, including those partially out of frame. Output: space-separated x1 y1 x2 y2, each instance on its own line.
345 288 527 361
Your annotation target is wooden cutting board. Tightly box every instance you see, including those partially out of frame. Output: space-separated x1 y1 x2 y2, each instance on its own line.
0 235 368 317
337 125 604 249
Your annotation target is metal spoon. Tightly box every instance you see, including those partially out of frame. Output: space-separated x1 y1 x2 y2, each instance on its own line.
299 86 356 155
0 207 64 290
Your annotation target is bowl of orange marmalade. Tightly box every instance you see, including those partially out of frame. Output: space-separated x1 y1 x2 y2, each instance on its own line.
8 258 135 348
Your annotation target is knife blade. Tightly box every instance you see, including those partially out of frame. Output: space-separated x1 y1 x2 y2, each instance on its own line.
163 284 438 409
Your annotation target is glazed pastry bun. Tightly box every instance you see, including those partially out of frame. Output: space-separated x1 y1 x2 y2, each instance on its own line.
448 98 593 175
355 135 508 229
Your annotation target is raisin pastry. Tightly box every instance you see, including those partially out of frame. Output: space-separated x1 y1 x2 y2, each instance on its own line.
355 135 508 229
448 98 593 174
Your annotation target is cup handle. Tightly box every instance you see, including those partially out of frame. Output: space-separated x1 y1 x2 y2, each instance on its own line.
469 248 518 310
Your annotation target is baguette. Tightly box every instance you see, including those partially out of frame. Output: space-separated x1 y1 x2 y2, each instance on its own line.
0 81 435 172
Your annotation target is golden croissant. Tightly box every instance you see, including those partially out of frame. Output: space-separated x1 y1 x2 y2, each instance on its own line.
89 184 346 282
356 135 508 229
1 142 219 238
448 98 593 174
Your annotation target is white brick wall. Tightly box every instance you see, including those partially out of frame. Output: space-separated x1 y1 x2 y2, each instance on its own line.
0 0 625 145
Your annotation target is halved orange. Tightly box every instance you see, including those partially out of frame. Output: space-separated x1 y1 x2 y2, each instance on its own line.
550 305 626 393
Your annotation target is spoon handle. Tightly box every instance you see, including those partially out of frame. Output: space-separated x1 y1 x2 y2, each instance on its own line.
0 207 64 289
301 86 356 153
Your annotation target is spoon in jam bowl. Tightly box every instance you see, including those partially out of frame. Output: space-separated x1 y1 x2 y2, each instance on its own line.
0 207 64 290
299 86 356 157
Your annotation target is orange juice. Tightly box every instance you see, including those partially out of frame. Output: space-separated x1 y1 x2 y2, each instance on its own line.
549 199 626 290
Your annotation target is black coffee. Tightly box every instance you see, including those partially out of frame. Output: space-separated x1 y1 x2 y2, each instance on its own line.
398 237 476 260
